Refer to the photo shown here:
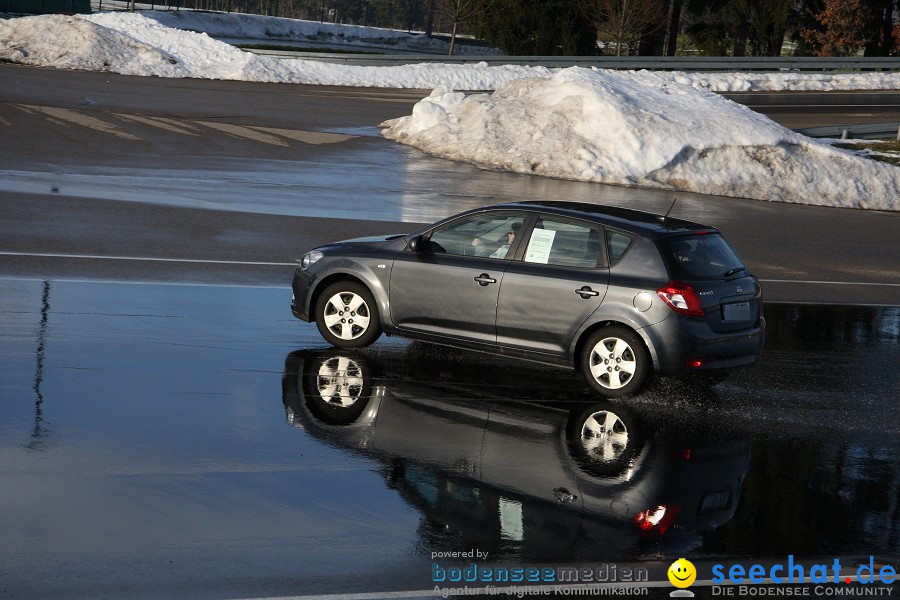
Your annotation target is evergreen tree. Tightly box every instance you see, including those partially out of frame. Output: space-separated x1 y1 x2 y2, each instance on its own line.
683 0 790 56
478 0 597 55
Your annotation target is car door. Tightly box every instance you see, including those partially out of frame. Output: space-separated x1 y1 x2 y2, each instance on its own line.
389 212 529 344
496 216 609 354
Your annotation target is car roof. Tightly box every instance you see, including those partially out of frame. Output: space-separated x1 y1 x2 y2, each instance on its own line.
485 201 715 236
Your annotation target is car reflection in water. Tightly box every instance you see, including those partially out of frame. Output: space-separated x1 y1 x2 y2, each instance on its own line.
281 346 750 561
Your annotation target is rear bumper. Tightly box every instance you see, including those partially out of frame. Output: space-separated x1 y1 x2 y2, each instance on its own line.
648 315 766 375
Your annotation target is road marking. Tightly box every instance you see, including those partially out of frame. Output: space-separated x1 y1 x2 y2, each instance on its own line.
113 113 200 136
1 255 897 286
249 126 357 145
0 251 295 267
195 121 290 147
760 278 900 287
17 104 141 141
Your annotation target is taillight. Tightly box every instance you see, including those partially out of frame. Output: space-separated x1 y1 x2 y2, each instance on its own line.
657 281 704 316
632 505 683 536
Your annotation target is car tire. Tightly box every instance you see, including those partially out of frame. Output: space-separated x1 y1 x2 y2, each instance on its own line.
580 326 649 398
315 282 382 348
303 352 373 425
567 404 641 476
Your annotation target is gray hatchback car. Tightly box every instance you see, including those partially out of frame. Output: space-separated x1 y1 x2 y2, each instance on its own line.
290 201 765 397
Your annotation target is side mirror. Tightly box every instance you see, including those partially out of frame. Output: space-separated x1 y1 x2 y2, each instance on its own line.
408 234 424 253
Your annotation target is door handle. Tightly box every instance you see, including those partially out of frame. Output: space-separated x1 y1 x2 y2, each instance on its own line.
474 273 497 286
575 286 600 298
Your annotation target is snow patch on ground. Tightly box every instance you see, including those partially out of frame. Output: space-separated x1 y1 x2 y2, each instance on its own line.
1 11 898 210
381 69 899 211
144 9 495 55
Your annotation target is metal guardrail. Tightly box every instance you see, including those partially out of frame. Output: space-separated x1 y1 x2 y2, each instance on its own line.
795 122 900 140
244 50 900 71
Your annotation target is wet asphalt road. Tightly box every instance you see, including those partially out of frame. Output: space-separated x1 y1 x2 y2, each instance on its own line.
0 279 897 599
1 65 899 598
2 65 899 305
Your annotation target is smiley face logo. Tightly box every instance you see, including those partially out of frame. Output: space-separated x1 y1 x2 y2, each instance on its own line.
668 558 697 589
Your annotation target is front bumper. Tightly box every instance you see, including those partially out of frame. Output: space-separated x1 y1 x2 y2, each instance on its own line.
290 268 316 322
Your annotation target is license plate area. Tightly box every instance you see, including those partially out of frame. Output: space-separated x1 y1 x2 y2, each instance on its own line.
722 301 751 321
700 491 732 514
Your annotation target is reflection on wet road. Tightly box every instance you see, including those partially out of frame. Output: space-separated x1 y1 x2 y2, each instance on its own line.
0 278 897 598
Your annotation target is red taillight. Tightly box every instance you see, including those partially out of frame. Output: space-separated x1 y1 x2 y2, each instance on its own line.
657 280 704 316
683 359 705 368
632 505 683 536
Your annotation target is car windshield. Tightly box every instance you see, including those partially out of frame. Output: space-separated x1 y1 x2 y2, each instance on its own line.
659 233 746 280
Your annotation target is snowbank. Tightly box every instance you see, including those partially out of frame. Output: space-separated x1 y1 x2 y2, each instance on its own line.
0 13 546 88
1 11 898 210
0 12 898 92
381 69 900 211
144 9 495 55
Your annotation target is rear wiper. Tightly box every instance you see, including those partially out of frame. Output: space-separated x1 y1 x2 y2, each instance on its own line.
723 267 746 278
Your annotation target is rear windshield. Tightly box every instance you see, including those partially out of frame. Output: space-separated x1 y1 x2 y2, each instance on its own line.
658 233 746 281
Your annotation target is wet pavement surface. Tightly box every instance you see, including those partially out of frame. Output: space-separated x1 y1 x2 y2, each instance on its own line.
1 278 897 599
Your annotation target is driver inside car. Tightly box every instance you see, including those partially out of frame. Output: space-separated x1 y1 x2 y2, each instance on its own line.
472 221 521 259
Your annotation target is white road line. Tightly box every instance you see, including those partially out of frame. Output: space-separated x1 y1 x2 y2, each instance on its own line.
2 254 898 287
760 279 900 287
17 104 141 141
0 251 295 267
195 121 290 147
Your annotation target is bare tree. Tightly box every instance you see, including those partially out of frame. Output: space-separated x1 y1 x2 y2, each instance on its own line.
436 0 486 54
583 0 666 55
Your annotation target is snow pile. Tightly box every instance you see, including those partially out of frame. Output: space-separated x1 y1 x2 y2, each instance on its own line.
381 68 900 211
1 11 897 210
145 9 495 55
637 69 900 93
0 12 546 88
1 12 898 92
0 14 188 75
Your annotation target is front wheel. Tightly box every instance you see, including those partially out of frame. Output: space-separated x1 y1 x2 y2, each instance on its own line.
315 282 382 348
580 326 649 398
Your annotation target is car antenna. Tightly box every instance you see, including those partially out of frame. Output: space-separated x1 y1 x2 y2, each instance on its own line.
658 198 677 226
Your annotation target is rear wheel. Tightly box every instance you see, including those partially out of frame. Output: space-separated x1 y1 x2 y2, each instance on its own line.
315 282 381 348
580 326 649 398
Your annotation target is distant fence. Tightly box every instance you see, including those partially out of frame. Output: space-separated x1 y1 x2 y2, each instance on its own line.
244 50 900 72
796 122 900 140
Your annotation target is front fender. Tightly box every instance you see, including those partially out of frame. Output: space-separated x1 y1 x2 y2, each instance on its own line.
307 257 392 326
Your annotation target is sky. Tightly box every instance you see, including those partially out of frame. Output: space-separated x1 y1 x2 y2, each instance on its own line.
0 10 897 210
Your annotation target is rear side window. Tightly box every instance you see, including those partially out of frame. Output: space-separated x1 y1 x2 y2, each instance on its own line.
659 234 746 280
606 230 634 265
522 218 604 268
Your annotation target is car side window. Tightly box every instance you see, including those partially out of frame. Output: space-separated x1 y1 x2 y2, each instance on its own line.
606 230 634 265
522 218 603 268
427 214 527 259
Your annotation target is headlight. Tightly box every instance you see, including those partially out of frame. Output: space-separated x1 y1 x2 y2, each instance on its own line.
299 250 324 269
